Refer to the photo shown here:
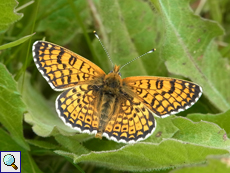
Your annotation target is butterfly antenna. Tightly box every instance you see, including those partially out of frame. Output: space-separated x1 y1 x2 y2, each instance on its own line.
93 31 114 67
119 48 156 71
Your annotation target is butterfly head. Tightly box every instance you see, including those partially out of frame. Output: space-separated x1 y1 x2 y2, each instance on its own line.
109 65 121 76
104 65 122 93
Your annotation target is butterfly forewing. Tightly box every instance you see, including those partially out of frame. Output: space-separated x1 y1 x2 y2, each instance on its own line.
123 77 202 117
32 41 105 91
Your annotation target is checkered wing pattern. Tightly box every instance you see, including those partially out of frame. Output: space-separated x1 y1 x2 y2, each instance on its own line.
56 84 100 134
103 95 156 143
123 77 202 118
33 41 105 91
56 84 156 143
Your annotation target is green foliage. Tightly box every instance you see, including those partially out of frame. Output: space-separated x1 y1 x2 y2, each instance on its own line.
0 0 230 172
188 110 230 136
172 156 230 173
172 117 230 148
0 0 22 33
0 63 29 150
57 139 228 171
0 33 35 50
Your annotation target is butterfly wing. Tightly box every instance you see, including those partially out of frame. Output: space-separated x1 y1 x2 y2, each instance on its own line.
33 41 105 91
56 84 100 134
123 76 202 118
103 95 156 143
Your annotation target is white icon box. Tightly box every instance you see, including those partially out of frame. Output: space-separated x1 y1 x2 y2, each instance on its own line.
0 151 21 173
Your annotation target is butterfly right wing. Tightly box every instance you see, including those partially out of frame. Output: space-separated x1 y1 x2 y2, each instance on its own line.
102 94 156 143
33 41 106 91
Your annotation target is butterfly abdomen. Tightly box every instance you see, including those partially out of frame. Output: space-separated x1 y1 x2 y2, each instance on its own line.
96 72 122 137
97 93 117 135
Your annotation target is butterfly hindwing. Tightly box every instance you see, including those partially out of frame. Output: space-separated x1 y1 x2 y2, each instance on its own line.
56 84 100 134
103 95 156 143
56 83 157 143
32 41 105 91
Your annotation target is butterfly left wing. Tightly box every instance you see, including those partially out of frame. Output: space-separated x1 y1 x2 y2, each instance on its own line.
33 41 105 91
56 84 100 134
123 76 202 118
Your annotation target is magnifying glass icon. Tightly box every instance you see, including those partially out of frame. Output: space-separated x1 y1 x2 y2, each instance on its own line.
3 154 18 170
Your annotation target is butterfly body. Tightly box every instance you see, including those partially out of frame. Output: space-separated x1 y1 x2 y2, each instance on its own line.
33 41 202 143
96 71 121 138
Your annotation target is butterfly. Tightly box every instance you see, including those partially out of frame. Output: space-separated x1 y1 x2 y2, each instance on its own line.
32 36 202 143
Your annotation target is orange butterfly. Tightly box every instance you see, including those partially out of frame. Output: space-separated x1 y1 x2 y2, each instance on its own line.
32 34 202 143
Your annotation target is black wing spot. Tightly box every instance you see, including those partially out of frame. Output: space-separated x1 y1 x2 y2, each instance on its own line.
168 80 175 94
69 55 77 66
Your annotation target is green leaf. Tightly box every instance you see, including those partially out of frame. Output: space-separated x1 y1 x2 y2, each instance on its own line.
36 0 90 45
94 0 168 77
187 110 230 137
83 138 125 151
26 139 59 150
172 156 230 173
54 135 90 155
144 116 179 143
0 0 23 33
71 139 228 171
0 63 29 150
0 128 42 173
172 117 230 148
0 33 35 50
151 0 230 111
